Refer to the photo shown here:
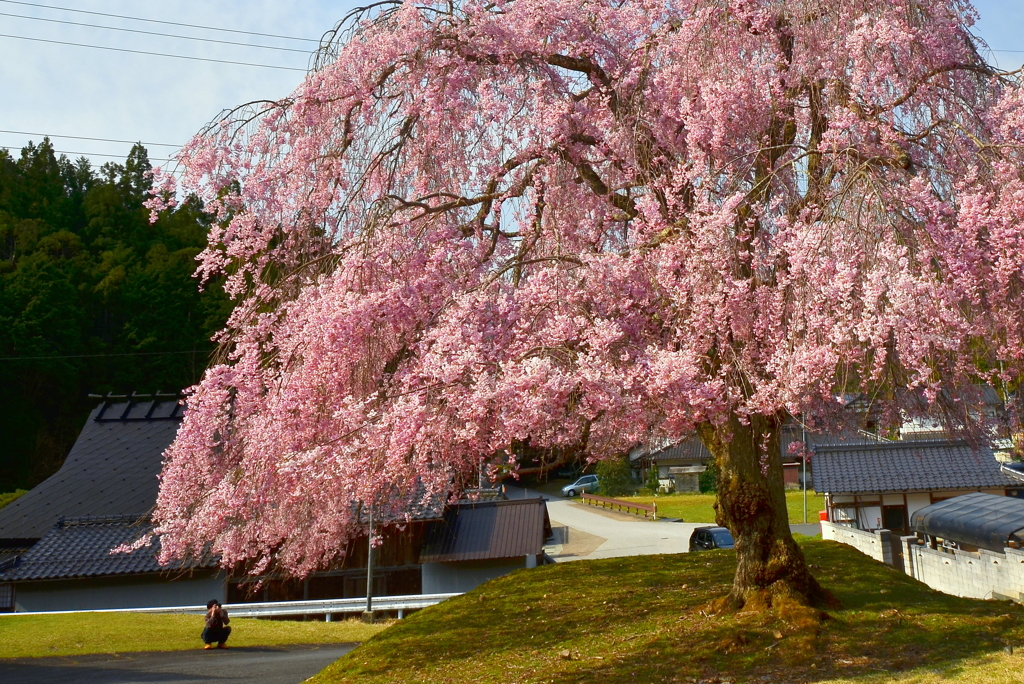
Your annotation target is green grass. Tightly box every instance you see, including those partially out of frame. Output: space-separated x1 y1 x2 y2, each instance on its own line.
310 539 1024 684
622 490 826 524
0 613 388 659
0 489 27 510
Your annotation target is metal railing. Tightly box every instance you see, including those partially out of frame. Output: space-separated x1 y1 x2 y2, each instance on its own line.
0 592 462 618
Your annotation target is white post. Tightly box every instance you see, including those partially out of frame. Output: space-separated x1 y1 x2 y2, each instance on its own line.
802 422 808 524
365 510 374 616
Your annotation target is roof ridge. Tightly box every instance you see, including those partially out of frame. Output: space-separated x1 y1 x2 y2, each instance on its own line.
57 514 150 527
814 438 981 452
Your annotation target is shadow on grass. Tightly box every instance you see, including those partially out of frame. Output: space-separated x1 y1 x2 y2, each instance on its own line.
316 541 1024 684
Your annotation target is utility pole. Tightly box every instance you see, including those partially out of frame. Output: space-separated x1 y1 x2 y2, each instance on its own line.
363 509 374 622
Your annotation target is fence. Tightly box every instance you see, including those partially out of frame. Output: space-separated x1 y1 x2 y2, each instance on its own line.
581 493 657 520
0 592 462 620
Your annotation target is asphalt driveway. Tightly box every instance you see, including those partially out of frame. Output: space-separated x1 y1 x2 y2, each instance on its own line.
0 643 356 684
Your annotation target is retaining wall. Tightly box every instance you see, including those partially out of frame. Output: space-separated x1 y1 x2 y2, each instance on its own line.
901 537 1024 602
820 521 892 565
823 520 1024 603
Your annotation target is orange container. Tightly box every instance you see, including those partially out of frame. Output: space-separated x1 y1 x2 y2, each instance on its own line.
818 510 828 522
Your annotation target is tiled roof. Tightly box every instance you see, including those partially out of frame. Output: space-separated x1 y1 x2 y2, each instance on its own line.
638 437 712 463
419 498 551 563
0 516 217 582
635 427 887 465
812 440 1018 495
0 400 182 541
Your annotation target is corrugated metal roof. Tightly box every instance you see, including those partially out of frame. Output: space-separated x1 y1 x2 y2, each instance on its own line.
812 440 1017 495
0 401 182 541
912 492 1024 552
419 498 551 563
0 516 217 582
641 437 712 463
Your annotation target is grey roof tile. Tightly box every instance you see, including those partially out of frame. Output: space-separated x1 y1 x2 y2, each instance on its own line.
0 516 216 581
812 440 1017 495
0 401 182 541
419 498 551 563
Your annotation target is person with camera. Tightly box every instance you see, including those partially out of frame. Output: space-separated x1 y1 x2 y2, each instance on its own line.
201 599 231 649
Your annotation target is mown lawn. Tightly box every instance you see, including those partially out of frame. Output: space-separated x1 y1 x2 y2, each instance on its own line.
311 539 1024 684
0 613 387 659
622 490 826 524
0 489 27 511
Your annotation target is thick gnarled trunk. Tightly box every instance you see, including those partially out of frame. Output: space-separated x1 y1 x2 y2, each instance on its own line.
698 415 838 613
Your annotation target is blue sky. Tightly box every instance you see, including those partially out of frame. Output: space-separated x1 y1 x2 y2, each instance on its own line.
0 1 1021 168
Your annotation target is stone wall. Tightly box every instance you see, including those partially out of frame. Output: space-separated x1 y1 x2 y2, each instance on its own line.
823 520 1024 604
820 521 892 565
901 537 1024 602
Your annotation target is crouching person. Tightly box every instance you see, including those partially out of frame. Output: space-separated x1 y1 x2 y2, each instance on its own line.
202 599 231 649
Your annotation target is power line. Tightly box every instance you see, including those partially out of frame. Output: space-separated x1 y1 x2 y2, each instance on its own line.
1 145 174 162
0 129 179 147
0 350 208 361
0 33 308 72
0 10 314 54
0 0 320 44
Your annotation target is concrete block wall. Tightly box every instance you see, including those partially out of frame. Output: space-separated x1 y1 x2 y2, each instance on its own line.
820 521 892 564
901 538 1024 602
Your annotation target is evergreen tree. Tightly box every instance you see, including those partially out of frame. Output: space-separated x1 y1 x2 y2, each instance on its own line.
0 140 227 491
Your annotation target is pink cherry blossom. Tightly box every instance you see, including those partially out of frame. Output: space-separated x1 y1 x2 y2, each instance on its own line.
151 1 1024 594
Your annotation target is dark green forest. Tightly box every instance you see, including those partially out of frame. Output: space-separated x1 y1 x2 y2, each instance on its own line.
0 139 228 492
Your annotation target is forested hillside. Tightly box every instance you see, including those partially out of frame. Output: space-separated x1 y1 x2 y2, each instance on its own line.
0 139 227 491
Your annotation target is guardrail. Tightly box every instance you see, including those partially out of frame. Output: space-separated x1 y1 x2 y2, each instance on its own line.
581 493 657 520
0 592 462 619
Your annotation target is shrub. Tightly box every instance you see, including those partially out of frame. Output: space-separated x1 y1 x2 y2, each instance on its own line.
699 462 717 493
596 455 632 497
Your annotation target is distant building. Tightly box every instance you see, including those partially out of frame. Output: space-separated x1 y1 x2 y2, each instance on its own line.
0 395 551 612
813 439 1021 535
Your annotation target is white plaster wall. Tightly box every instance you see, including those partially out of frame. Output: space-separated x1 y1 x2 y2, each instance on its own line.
882 493 904 506
906 493 932 519
820 521 891 564
860 506 882 530
15 573 225 612
422 558 528 594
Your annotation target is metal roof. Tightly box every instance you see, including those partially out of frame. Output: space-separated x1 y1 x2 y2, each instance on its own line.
0 515 217 582
911 492 1024 552
636 437 712 463
812 440 1016 495
0 400 182 541
419 498 551 563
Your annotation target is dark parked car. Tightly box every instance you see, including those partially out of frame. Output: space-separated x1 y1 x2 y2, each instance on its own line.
561 475 599 497
689 526 735 551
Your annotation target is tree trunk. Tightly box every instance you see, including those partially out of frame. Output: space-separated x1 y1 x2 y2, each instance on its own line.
697 414 838 613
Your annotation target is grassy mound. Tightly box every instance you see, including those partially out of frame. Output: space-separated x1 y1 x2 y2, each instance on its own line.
0 613 387 659
312 540 1024 683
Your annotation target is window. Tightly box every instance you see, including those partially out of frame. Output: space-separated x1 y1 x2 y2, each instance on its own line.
0 584 13 612
882 505 907 531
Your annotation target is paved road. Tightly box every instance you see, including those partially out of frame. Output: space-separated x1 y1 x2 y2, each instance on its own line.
507 486 820 562
0 643 356 684
507 486 702 560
